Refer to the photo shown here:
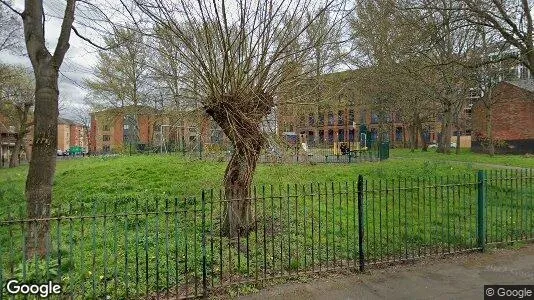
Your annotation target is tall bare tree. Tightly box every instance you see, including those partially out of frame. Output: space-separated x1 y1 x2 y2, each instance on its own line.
1 0 111 256
85 28 151 146
351 0 436 149
0 0 78 257
0 0 22 53
468 26 516 156
460 0 534 77
134 0 346 236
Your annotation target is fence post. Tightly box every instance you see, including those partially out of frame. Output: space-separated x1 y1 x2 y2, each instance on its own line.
477 170 486 252
357 175 365 271
201 190 208 298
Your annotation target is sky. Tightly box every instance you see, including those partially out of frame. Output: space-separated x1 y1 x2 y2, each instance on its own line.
0 0 105 121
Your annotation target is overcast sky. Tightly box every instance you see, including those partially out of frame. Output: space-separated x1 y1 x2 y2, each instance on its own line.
0 0 106 121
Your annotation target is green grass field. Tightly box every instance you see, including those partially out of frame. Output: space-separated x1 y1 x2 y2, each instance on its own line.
0 149 532 298
1 149 532 212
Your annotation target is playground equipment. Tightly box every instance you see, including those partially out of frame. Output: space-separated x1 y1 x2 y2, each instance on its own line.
332 141 368 156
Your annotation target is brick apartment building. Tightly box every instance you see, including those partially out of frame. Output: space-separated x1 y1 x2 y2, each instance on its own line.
0 114 87 165
472 80 534 154
277 70 441 147
57 117 88 153
89 105 227 153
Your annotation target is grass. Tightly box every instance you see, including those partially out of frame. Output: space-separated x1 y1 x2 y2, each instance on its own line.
3 148 531 212
0 150 532 299
391 148 534 168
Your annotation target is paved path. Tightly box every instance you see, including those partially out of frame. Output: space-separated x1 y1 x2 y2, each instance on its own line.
239 244 534 300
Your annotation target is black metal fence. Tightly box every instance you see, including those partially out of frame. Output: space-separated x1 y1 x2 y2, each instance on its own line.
0 169 532 299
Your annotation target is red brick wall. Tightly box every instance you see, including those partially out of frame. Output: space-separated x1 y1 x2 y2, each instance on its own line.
69 125 78 146
138 115 150 144
89 115 97 152
113 115 123 149
472 82 534 141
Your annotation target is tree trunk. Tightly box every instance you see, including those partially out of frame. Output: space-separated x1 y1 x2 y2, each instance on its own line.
221 134 262 237
25 63 59 258
205 94 272 237
419 123 428 152
455 129 460 155
9 137 22 168
438 104 452 154
485 106 494 156
410 124 416 153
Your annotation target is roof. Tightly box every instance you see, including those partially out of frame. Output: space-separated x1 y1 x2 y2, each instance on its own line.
91 105 162 116
58 117 76 125
504 79 534 93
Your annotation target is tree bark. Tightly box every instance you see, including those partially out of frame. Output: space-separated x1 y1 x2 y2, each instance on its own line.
9 136 22 168
25 63 59 258
485 105 494 156
221 134 262 237
206 94 272 237
455 128 460 155
21 0 76 258
419 123 428 152
438 103 452 154
410 124 416 152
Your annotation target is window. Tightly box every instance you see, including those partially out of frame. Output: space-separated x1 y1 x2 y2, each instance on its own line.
308 113 315 126
299 115 306 126
349 129 355 142
328 111 334 126
337 110 344 125
395 127 403 142
103 125 110 131
103 135 110 142
338 129 344 141
519 65 529 79
319 130 324 142
370 128 378 141
349 109 355 123
371 113 379 124
123 124 129 130
103 145 110 152
327 129 334 143
318 113 324 126
211 130 222 144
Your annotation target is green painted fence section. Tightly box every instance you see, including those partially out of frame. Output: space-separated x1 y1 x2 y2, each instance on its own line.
0 169 532 299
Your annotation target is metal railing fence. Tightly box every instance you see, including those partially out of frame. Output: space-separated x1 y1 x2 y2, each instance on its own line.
0 169 532 299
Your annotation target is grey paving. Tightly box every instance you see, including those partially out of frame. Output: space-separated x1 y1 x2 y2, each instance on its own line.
238 244 534 300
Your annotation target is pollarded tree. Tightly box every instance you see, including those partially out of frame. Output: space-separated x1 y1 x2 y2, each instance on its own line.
135 0 346 237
